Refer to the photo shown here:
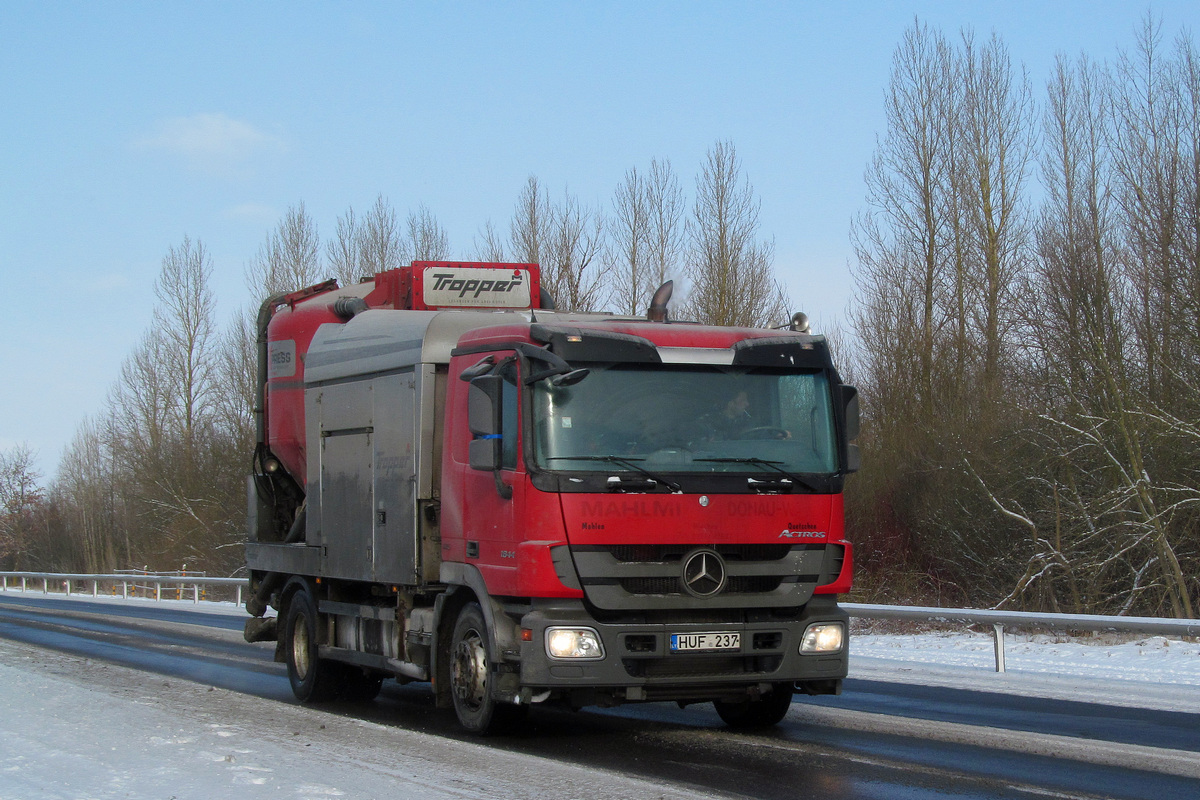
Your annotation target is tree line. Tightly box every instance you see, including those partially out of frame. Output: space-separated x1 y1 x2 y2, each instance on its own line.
1 140 786 578
849 15 1199 618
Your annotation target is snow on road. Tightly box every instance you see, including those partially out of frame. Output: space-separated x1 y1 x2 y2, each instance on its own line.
2 595 1198 798
0 638 719 800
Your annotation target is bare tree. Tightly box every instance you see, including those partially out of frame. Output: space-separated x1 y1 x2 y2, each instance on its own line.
471 220 508 262
509 176 606 310
1108 15 1200 409
544 189 606 311
645 158 687 293
955 30 1035 398
0 444 41 569
76 236 243 575
606 158 685 316
406 204 451 261
110 330 175 456
912 27 1200 618
53 417 121 572
852 21 956 420
1032 54 1124 409
686 140 788 328
214 309 258 451
359 194 409 276
247 203 323 299
848 22 1035 604
327 205 362 288
509 175 551 265
607 165 650 315
154 236 218 440
1099 18 1199 617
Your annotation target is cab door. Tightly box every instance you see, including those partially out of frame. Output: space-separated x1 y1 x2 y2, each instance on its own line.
457 356 524 593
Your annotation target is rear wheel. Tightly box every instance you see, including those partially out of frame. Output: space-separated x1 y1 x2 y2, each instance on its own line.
449 602 526 734
713 682 795 729
284 588 341 703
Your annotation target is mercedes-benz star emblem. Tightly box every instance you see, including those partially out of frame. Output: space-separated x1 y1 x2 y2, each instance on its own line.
681 549 727 598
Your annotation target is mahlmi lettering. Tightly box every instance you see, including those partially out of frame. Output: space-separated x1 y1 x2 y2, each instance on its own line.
579 500 682 518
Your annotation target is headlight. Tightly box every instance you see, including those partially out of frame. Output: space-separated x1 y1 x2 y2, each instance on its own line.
800 622 844 653
545 627 605 660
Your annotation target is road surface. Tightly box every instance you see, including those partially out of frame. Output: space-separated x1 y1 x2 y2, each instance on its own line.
2 593 1197 800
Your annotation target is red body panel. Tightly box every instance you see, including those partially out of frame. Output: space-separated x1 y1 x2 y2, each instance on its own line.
559 493 836 547
265 288 342 484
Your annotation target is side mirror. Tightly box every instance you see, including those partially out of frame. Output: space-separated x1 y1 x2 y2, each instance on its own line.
468 375 503 471
839 385 859 441
846 444 861 473
839 385 860 474
550 368 589 388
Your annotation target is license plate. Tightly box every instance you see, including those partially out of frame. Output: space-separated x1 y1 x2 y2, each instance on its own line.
670 632 741 652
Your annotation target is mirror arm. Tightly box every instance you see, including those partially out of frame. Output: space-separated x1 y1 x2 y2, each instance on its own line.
494 470 513 500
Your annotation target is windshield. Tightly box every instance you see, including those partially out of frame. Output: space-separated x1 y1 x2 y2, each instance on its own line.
532 364 838 475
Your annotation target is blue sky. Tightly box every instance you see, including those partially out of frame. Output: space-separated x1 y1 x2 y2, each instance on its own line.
2 2 1197 478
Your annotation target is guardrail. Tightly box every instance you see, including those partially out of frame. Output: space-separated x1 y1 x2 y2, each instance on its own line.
0 571 245 605
844 602 1200 672
3 572 1196 673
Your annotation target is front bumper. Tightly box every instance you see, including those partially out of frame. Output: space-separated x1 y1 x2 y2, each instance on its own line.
515 597 847 703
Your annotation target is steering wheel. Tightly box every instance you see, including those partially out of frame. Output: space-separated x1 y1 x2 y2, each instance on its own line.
736 426 791 441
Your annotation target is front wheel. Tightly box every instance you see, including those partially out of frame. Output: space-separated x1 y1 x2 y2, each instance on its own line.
713 682 794 729
449 602 526 734
284 587 341 703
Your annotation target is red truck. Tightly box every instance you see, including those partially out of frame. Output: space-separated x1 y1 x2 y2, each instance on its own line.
244 261 859 733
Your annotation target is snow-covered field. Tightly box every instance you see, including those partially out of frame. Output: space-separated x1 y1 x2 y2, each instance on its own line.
2 595 1198 798
851 628 1200 713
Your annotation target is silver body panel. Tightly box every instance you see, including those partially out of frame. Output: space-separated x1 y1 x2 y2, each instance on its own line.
289 307 550 586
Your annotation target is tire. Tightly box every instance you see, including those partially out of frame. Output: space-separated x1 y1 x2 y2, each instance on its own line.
448 602 527 734
713 682 794 729
284 588 341 703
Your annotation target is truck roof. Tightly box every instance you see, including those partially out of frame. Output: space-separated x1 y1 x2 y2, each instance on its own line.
304 307 828 384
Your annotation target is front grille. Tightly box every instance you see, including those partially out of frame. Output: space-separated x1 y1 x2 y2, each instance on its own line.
571 542 828 611
619 575 784 596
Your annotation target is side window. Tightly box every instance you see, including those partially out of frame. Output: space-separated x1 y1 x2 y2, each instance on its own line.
499 361 519 469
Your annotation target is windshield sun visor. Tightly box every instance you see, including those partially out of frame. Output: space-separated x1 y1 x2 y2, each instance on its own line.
530 324 662 364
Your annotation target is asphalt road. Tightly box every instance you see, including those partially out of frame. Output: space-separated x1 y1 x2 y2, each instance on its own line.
2 592 1198 800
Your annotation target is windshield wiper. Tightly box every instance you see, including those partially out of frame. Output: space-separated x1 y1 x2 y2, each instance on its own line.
547 455 682 493
693 457 821 493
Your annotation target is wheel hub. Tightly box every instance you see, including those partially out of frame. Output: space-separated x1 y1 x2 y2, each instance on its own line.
292 616 311 680
452 630 487 708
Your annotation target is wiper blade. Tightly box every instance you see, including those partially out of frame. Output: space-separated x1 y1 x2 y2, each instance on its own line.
694 457 821 492
547 455 682 492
